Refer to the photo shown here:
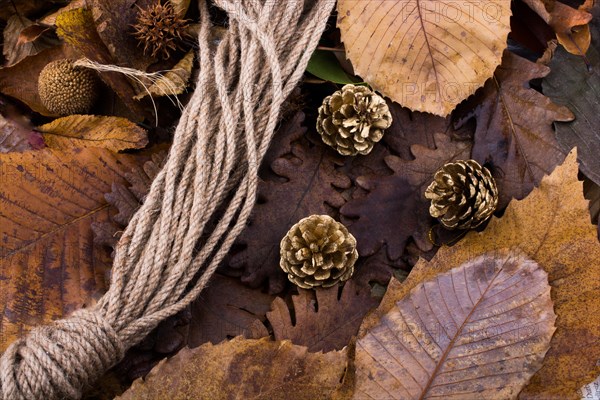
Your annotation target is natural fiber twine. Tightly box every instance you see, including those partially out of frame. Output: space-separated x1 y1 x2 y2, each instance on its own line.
0 0 335 398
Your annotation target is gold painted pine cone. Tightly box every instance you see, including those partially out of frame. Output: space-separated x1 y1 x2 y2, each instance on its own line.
280 215 358 289
425 160 498 230
316 84 392 156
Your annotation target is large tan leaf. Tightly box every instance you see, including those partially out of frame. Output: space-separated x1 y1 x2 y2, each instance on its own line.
354 250 556 399
0 148 150 352
38 115 148 152
337 0 511 116
359 150 600 399
117 337 349 400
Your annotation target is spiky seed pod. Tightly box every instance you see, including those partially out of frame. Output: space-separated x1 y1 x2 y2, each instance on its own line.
280 215 358 289
131 1 188 60
425 160 499 230
38 59 99 116
317 84 392 156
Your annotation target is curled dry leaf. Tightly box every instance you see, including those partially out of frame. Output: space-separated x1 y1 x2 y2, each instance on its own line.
354 250 556 399
227 113 351 294
117 337 349 400
337 0 511 116
0 147 151 352
267 280 378 353
522 0 592 54
3 15 58 66
134 50 194 100
360 150 600 399
38 115 149 152
457 50 574 209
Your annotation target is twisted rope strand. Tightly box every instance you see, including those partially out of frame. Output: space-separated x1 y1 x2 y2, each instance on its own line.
0 0 335 398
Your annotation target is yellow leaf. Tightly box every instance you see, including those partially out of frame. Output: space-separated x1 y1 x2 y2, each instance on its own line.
38 115 148 152
358 150 600 399
337 0 511 116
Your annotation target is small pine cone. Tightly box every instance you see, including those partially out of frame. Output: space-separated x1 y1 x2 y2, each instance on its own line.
132 1 188 60
38 59 99 115
317 84 392 156
425 160 498 230
280 215 358 289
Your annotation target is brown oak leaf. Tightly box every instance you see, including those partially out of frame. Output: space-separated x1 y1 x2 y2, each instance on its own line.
267 280 378 353
227 116 350 294
457 50 574 209
341 133 471 259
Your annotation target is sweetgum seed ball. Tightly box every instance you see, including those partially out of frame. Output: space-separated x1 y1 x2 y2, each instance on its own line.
38 59 99 115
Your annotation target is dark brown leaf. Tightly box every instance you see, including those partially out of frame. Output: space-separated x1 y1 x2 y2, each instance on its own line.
267 280 378 353
228 117 350 293
3 15 58 66
341 134 471 259
0 113 43 153
354 250 556 399
457 50 574 209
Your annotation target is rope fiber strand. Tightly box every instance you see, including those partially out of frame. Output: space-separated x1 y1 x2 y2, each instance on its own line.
0 0 335 398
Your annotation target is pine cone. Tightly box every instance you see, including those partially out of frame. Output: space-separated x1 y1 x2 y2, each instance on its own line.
280 215 358 289
131 1 188 60
38 59 99 115
317 84 392 156
425 160 498 230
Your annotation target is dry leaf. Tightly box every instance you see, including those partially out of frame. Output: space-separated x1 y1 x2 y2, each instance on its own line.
171 0 191 17
56 8 148 119
360 150 600 399
354 250 556 399
38 115 149 152
134 51 194 100
341 134 471 259
542 9 600 188
0 44 80 116
522 0 592 54
337 0 511 116
227 113 350 294
0 147 151 352
457 50 574 209
3 15 58 66
0 113 44 153
267 280 378 353
117 337 348 400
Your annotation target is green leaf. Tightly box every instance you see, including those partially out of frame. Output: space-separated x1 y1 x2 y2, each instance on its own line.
306 49 360 84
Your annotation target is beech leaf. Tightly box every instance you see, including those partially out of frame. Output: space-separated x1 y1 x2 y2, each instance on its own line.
117 337 349 400
0 147 152 352
354 250 556 399
359 150 600 399
267 280 378 353
38 115 149 152
337 0 511 116
457 50 574 209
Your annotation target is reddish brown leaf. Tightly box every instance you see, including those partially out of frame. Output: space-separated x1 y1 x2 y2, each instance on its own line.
117 337 349 400
354 250 556 399
341 134 471 259
0 44 80 116
457 50 574 209
267 280 378 353
0 147 152 352
3 15 58 66
228 117 350 293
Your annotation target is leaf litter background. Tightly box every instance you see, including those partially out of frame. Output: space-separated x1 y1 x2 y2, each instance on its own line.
0 0 599 399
